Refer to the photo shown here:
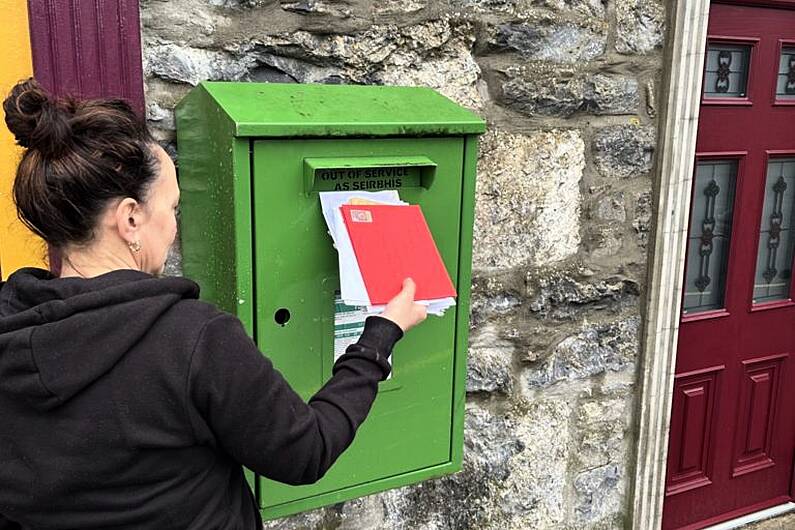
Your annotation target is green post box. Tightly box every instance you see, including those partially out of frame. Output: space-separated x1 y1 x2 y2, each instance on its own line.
174 81 486 519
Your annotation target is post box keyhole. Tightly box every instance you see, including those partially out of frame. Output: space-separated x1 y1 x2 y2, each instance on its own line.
274 308 291 326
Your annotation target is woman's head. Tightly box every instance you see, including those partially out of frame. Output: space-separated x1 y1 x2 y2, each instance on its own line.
2 78 179 277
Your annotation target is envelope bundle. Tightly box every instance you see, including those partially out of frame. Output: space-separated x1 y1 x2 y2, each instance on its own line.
320 191 457 316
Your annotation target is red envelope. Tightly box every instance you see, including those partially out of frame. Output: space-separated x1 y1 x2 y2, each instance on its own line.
340 204 456 305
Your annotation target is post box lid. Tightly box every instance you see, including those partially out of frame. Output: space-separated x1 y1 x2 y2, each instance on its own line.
188 81 486 138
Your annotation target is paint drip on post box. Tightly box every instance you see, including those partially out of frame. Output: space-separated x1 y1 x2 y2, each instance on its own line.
319 190 456 316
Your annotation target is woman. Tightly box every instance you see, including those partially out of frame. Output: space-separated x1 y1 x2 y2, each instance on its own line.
0 78 426 529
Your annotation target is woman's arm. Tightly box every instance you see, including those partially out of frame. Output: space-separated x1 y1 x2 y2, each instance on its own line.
0 515 21 530
185 313 403 485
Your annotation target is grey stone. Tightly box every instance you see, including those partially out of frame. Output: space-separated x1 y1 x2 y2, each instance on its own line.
467 324 514 394
495 398 572 528
491 21 606 63
523 317 640 388
451 0 606 17
473 129 584 270
527 0 606 17
528 272 640 319
144 43 253 86
646 79 657 118
280 1 352 18
596 192 626 222
377 405 525 530
449 0 517 13
336 496 385 529
573 464 624 525
574 397 629 469
208 0 266 7
633 191 652 248
230 21 483 110
615 0 665 54
500 68 640 117
146 102 175 131
375 400 574 529
469 274 524 327
584 75 640 115
589 228 625 259
593 125 656 179
374 0 426 14
140 1 217 48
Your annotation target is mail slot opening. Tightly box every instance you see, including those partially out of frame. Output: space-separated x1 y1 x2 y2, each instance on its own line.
304 156 437 193
274 308 291 326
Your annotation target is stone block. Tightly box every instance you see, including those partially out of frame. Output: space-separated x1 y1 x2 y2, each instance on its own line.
490 21 606 63
473 129 584 270
593 125 656 179
615 0 665 54
522 317 640 389
500 68 639 117
467 324 515 394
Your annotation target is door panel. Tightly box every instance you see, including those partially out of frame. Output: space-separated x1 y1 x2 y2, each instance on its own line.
664 3 795 528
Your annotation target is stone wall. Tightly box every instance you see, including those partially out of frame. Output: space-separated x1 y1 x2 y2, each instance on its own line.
141 0 666 527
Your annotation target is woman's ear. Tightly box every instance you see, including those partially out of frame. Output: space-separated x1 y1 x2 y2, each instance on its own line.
114 197 141 242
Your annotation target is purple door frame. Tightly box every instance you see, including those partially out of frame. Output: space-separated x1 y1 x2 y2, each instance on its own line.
26 0 146 274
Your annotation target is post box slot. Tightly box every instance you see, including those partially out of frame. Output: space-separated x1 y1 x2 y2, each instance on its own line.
304 156 437 193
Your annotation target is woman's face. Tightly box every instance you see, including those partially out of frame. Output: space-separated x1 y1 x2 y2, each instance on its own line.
137 144 180 276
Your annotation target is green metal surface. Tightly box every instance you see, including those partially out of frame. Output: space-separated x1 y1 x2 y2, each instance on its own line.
174 85 256 491
253 138 462 514
195 81 486 138
174 81 485 521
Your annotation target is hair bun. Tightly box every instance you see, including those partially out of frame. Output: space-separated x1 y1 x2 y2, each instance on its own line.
3 77 75 158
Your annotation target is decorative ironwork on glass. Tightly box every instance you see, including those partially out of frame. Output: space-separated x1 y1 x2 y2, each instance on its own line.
694 179 721 293
683 160 737 314
776 47 795 99
715 51 732 93
753 159 795 303
704 43 751 99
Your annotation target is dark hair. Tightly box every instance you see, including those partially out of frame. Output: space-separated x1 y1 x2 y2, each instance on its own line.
2 77 159 249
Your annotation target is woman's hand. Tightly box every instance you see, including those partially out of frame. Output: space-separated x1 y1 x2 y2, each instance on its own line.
381 278 427 332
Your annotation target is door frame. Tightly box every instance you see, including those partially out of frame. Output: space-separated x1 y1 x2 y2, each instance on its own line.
628 0 710 527
630 1 795 528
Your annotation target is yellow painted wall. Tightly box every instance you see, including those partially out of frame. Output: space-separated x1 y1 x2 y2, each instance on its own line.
0 0 47 279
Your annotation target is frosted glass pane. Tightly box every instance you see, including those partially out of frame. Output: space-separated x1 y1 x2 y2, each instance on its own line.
776 47 795 100
704 44 750 98
753 159 795 303
683 160 737 314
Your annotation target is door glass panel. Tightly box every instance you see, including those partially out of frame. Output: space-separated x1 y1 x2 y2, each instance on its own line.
776 46 795 100
753 159 795 304
704 44 751 98
683 160 738 314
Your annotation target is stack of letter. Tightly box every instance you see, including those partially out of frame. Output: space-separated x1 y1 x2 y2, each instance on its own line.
319 190 457 316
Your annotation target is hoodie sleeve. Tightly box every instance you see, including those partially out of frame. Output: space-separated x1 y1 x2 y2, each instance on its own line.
0 515 21 530
186 312 403 485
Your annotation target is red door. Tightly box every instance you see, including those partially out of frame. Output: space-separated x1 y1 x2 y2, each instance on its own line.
664 2 795 529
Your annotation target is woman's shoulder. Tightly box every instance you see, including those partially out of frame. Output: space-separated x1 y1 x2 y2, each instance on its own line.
161 297 236 328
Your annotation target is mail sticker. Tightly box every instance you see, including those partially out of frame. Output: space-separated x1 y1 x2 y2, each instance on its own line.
350 209 373 223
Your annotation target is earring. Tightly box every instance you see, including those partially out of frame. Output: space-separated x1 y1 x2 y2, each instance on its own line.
128 240 142 253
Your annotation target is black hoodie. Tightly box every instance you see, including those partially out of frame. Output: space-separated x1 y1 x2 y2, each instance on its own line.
0 267 403 529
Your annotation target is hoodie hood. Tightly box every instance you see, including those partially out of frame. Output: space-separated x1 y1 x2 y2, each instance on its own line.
0 267 199 411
